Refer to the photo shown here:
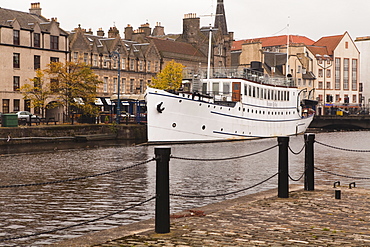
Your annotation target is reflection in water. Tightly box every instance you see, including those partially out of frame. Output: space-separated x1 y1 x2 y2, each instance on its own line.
0 132 370 245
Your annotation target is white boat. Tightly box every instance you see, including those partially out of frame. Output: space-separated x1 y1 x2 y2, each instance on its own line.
145 70 316 143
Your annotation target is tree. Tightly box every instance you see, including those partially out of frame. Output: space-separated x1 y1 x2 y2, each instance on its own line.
20 69 55 118
149 60 184 90
45 61 102 120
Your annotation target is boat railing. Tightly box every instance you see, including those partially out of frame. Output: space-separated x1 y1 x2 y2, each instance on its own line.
183 67 295 87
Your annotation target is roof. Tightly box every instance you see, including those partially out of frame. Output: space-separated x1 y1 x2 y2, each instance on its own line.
306 45 330 58
232 35 315 51
313 34 345 55
149 37 205 58
0 7 68 35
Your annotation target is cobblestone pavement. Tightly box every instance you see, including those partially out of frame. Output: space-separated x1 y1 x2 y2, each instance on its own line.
53 185 370 246
90 186 370 246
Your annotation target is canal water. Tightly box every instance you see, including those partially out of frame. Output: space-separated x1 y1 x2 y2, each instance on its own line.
0 131 370 246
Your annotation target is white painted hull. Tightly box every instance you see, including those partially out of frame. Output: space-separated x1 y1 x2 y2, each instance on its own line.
146 80 314 143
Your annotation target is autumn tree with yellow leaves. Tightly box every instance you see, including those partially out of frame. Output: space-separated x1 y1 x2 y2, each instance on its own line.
149 60 184 90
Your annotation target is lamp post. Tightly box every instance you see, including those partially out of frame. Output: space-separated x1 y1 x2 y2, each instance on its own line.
316 54 332 115
110 49 121 124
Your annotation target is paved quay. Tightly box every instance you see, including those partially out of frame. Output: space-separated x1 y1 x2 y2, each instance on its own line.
53 185 370 246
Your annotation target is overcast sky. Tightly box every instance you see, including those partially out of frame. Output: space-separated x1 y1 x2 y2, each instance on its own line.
1 0 369 41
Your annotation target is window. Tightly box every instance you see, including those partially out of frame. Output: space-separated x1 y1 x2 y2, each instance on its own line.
103 77 108 93
34 55 41 70
223 83 230 94
139 79 144 93
345 41 349 49
318 81 323 89
73 52 78 62
2 99 9 113
13 76 20 91
50 35 59 50
352 59 357 91
121 58 126 70
121 78 126 93
297 66 301 73
326 69 331 78
113 77 117 93
24 99 31 112
34 76 41 89
13 53 20 68
343 58 349 90
103 56 108 68
84 53 88 64
13 99 20 112
326 81 331 90
155 61 159 72
139 60 143 71
212 83 219 95
352 95 357 103
335 94 340 102
34 33 40 48
147 61 151 72
93 54 98 67
318 69 323 78
50 57 59 63
13 30 20 45
335 58 341 90
130 59 135 70
130 79 134 93
50 79 59 92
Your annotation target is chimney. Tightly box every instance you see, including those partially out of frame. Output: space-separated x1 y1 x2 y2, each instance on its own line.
29 2 42 16
152 22 165 36
86 28 93 35
125 24 133 40
139 23 151 37
108 26 119 38
97 28 105 36
182 13 200 44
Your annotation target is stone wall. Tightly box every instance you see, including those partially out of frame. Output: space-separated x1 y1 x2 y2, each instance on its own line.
0 124 147 145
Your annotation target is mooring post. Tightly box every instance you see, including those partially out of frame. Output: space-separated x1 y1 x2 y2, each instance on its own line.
278 136 289 198
304 133 315 191
155 147 171 234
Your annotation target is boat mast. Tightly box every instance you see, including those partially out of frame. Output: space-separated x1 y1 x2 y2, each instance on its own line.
286 17 290 78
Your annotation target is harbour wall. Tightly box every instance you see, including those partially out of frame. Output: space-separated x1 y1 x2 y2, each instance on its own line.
0 124 147 145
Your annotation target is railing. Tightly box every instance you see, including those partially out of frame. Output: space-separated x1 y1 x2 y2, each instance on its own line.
1 133 369 243
183 67 296 88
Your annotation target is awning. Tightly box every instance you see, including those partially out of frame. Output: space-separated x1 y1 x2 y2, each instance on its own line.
95 98 104 105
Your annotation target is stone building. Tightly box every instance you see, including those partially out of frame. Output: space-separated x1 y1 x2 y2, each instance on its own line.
0 3 68 116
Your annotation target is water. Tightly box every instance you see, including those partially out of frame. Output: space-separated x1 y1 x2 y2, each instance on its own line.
0 131 370 246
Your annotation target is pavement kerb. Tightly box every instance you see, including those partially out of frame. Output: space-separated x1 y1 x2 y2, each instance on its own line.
50 184 304 247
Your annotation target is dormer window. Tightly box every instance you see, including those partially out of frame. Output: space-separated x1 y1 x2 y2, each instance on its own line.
34 33 40 48
13 30 20 45
50 35 59 50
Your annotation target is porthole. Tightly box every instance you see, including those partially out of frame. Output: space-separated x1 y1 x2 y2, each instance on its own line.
208 105 210 108
214 106 216 108
199 103 202 106
220 107 223 110
202 125 206 130
172 123 177 128
239 107 241 111
179 99 182 103
243 108 245 112
221 128 223 131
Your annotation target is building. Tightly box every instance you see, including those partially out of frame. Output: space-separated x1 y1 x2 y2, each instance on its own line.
354 36 370 109
0 3 69 116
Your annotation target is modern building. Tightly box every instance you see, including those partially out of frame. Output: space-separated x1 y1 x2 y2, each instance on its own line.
0 3 69 117
355 36 370 109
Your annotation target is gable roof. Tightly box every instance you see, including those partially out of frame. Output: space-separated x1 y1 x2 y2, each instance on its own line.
232 35 315 51
313 34 345 55
149 37 205 58
0 7 68 35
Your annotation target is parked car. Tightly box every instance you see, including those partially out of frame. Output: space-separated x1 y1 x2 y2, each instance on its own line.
14 111 39 119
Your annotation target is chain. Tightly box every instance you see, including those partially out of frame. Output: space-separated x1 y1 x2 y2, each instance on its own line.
315 167 370 180
0 196 156 242
288 143 306 155
315 140 370 152
170 172 278 198
0 158 155 189
288 171 305 181
171 144 278 161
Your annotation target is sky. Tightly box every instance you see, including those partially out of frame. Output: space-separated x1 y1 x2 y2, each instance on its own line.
1 0 369 42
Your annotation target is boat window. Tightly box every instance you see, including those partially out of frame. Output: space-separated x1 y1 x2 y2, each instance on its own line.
248 85 252 96
212 83 219 95
252 87 256 97
223 82 230 94
202 83 207 94
287 91 290 101
244 85 248 96
278 91 281 101
257 87 259 98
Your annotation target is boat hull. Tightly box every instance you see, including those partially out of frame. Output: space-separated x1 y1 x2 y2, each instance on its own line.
146 87 313 143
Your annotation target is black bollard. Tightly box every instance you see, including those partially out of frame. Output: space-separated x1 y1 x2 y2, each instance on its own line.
155 147 171 234
304 133 315 191
278 136 289 198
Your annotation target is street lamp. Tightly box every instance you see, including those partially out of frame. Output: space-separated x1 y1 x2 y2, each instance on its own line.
316 54 332 115
110 49 121 124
